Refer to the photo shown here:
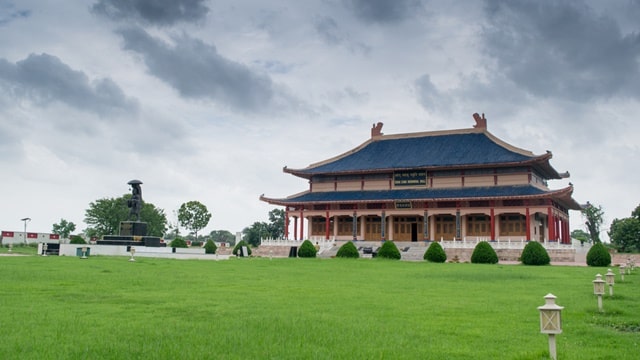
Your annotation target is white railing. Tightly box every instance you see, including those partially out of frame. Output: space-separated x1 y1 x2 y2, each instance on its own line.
260 237 336 254
438 237 574 250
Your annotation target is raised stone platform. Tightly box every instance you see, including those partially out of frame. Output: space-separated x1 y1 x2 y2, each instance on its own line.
98 235 165 247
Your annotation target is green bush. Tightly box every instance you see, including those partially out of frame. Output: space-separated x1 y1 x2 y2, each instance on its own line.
170 238 188 248
336 242 359 258
233 240 252 257
204 240 217 254
298 240 317 258
69 235 86 244
586 242 611 267
376 241 401 260
470 241 499 264
424 242 447 263
520 241 551 265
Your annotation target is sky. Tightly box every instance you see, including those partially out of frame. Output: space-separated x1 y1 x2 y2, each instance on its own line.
1 0 639 241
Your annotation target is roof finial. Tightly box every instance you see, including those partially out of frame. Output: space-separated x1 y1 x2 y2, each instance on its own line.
371 122 383 138
473 113 487 129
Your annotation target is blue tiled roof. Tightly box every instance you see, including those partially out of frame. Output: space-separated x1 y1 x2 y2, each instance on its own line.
277 185 547 204
293 132 534 175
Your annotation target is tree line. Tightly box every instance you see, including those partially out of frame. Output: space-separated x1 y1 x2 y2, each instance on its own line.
51 194 284 246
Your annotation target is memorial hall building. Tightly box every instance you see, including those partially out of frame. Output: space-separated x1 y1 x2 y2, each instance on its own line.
260 114 580 244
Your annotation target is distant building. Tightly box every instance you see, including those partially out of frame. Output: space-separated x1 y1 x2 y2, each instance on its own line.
1 230 60 244
261 114 580 243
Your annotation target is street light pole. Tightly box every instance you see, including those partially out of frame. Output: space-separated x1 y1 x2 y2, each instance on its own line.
20 217 31 244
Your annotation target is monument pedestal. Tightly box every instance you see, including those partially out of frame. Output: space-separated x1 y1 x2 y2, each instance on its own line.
97 221 165 248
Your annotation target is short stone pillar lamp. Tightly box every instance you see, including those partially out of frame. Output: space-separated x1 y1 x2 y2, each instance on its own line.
605 268 615 296
627 258 634 273
8 243 12 253
538 293 563 360
593 274 605 312
619 264 626 282
129 247 136 262
42 243 48 257
81 246 88 259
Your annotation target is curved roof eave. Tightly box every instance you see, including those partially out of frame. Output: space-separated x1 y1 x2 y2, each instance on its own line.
260 185 581 210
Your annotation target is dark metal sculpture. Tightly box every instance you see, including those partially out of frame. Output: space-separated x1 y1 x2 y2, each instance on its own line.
127 179 143 221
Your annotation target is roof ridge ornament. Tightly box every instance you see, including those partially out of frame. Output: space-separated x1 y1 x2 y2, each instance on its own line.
473 113 487 129
371 122 384 138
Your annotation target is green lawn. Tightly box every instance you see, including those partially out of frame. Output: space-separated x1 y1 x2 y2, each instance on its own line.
0 252 638 359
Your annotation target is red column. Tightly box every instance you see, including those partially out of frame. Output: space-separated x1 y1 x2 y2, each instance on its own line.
525 207 531 241
284 210 289 239
293 217 298 241
490 207 496 241
299 209 304 240
547 207 555 242
325 210 330 240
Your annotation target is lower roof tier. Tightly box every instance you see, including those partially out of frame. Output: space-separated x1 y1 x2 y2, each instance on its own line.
260 184 580 210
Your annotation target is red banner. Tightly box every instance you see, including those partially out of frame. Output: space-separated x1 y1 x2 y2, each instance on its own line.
27 233 38 239
49 234 60 239
1 231 14 237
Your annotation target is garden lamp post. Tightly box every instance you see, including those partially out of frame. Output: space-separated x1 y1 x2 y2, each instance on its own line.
20 217 31 244
605 269 615 297
129 247 136 262
593 274 605 312
619 264 626 282
538 293 563 360
81 246 88 259
42 243 48 257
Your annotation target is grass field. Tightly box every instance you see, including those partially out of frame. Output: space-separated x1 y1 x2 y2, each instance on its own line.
0 249 638 359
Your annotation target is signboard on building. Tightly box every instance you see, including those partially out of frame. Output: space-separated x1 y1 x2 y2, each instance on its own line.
394 171 426 186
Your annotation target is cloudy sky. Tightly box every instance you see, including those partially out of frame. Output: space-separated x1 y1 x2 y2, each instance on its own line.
1 0 639 241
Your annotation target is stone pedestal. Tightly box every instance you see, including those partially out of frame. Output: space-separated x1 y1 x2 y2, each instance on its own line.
96 221 165 247
119 221 147 236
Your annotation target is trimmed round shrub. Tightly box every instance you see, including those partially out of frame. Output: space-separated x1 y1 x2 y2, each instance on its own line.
170 237 188 248
233 240 252 257
376 241 401 260
204 240 217 254
424 241 447 263
520 241 550 265
298 240 318 258
586 242 611 267
336 241 359 258
69 235 86 244
470 241 499 264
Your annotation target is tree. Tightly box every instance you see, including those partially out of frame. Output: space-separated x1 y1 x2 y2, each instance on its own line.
84 194 167 238
52 218 76 239
571 229 590 246
242 222 269 247
266 209 285 239
582 202 604 243
177 201 212 241
608 205 640 253
209 230 235 245
608 218 640 252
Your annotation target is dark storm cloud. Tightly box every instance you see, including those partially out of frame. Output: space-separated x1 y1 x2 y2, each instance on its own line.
117 26 275 112
92 0 209 26
482 0 640 101
343 0 424 24
0 3 30 26
0 53 138 115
